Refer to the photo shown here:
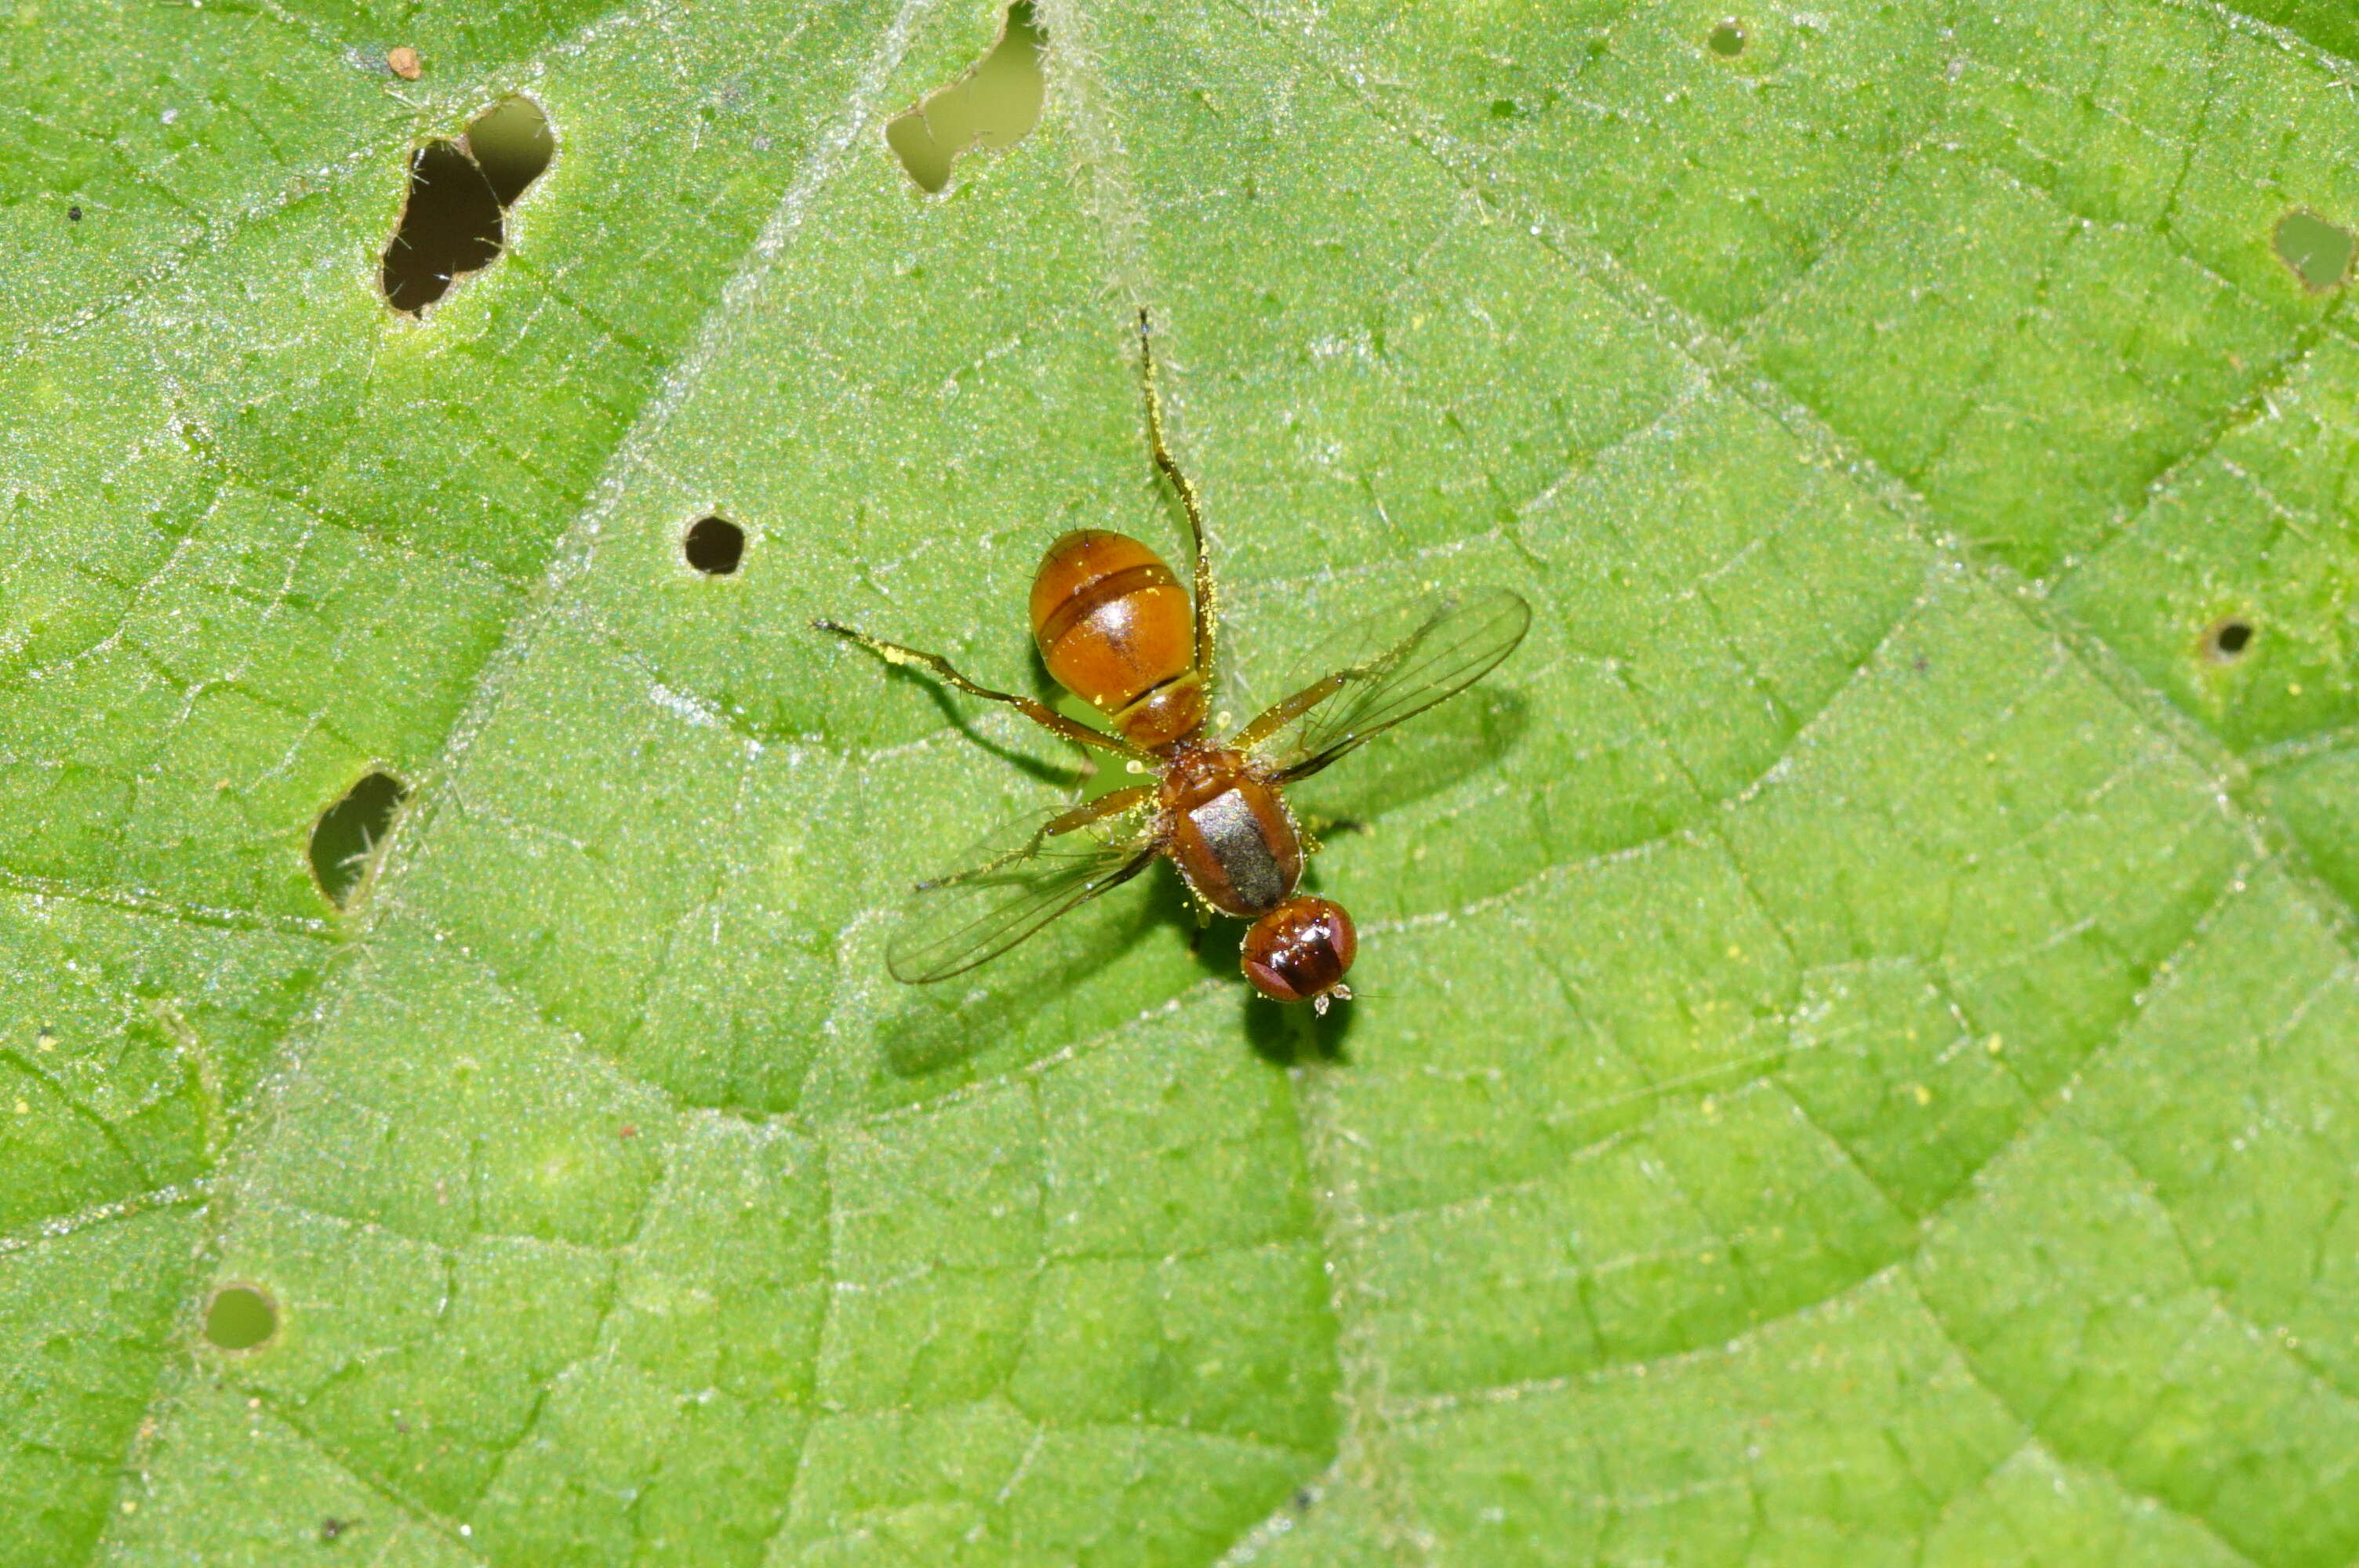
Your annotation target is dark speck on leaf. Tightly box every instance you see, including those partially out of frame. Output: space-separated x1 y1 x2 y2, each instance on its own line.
1913 655 1928 674
67 206 82 221
320 1516 356 1543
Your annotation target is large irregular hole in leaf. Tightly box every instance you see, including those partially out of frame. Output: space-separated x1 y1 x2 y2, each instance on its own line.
467 95 556 207
308 771 410 909
885 2 1045 194
2274 209 2354 291
380 97 553 314
202 1284 278 1351
682 514 746 575
380 141 505 313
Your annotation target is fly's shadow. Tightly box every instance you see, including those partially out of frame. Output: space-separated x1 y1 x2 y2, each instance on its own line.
877 859 1198 1079
873 650 1094 792
1245 983 1356 1065
1282 681 1530 828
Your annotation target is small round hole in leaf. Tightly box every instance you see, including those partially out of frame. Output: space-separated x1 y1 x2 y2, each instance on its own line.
684 516 746 575
1708 20 1747 56
309 771 410 908
2274 210 2354 292
204 1284 278 1350
2202 616 2254 663
467 96 555 208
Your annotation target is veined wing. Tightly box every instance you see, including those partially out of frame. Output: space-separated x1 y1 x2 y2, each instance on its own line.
885 787 1161 984
1239 586 1531 782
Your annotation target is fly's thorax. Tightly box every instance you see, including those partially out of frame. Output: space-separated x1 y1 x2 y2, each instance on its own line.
1161 745 1303 918
1030 528 1198 739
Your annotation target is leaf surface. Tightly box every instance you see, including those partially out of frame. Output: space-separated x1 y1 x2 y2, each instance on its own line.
5 1 2359 1564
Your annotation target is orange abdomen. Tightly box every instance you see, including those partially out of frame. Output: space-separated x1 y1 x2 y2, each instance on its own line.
1030 529 1205 748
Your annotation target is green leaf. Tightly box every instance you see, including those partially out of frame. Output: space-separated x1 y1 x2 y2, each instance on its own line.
6 0 2359 1563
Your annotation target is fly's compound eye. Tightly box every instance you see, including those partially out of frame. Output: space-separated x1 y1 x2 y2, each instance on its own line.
1241 895 1358 1012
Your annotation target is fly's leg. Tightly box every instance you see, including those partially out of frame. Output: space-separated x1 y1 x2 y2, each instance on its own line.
1294 813 1366 855
1229 670 1350 752
813 619 1150 760
1137 310 1216 687
921 784 1159 890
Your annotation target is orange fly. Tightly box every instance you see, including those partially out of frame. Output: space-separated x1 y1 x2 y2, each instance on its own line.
816 313 1529 1013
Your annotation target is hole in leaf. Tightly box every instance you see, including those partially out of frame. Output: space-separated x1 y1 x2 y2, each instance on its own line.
203 1284 278 1350
380 97 553 314
2274 210 2354 291
886 2 1045 194
309 771 410 908
467 96 555 208
381 141 505 313
1708 19 1747 56
683 516 746 575
2202 615 2255 663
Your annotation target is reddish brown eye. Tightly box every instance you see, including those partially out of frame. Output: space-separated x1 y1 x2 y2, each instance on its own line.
1241 895 1357 1009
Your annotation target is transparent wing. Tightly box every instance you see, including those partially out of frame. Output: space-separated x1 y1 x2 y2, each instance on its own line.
885 789 1161 984
1245 586 1531 782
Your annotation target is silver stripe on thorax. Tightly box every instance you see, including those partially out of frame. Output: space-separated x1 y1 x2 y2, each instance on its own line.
1189 788 1286 913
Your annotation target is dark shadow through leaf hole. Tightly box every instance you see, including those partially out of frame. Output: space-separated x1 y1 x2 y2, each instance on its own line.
887 2 1045 194
684 515 746 575
204 1283 278 1350
382 96 554 314
310 771 410 908
2203 615 2255 663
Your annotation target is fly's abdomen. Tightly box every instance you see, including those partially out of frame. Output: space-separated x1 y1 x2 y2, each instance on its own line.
1030 529 1205 749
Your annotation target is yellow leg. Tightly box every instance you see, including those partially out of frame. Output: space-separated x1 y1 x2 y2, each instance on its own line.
813 619 1147 760
1137 310 1217 687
